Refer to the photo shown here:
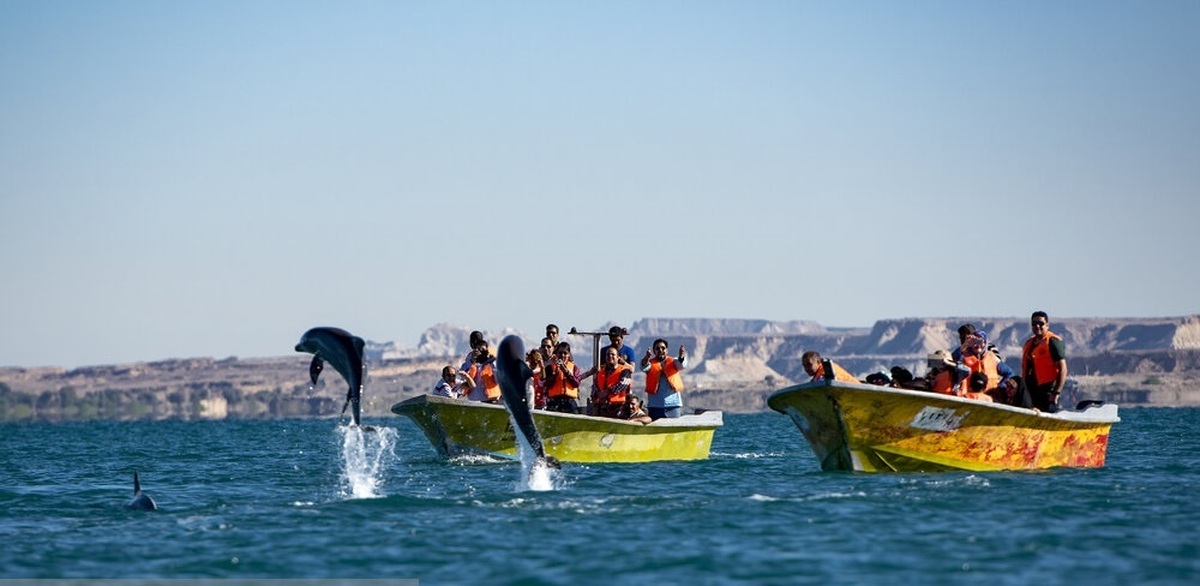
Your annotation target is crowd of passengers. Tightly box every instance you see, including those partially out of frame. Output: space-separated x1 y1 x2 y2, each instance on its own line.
433 323 687 424
807 314 1067 413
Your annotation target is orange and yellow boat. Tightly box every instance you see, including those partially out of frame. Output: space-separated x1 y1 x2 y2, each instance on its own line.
767 379 1119 473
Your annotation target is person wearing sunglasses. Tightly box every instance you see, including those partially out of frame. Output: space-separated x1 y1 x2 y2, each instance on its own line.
1021 311 1067 412
641 338 688 420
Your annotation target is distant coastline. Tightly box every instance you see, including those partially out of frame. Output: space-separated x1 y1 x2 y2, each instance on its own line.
3 315 1199 422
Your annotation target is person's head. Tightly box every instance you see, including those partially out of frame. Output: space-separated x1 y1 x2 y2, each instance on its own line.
546 324 560 341
469 330 485 348
628 396 642 410
1030 311 1049 334
866 372 891 386
602 346 619 367
441 365 457 382
957 323 977 344
926 350 954 372
802 351 822 376
608 326 627 347
963 334 986 358
526 350 544 367
652 338 669 359
890 366 914 385
554 341 572 361
969 372 988 393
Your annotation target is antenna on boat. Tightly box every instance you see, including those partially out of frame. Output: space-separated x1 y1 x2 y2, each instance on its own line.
568 327 607 373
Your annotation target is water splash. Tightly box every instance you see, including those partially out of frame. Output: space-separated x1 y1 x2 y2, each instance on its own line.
337 425 398 499
510 418 557 492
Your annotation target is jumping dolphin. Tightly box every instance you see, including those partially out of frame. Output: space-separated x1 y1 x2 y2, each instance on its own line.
495 335 560 469
127 471 157 511
295 327 366 427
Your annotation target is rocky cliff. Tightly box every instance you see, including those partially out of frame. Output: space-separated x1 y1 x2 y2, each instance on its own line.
3 315 1198 422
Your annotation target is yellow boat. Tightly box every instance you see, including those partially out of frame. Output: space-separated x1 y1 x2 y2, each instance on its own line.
767 379 1119 473
391 394 723 463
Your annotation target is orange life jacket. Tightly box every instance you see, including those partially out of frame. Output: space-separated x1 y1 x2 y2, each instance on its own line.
929 369 957 395
467 362 500 400
645 357 684 394
1022 331 1063 387
962 351 1001 391
595 364 632 405
546 359 579 399
811 361 858 383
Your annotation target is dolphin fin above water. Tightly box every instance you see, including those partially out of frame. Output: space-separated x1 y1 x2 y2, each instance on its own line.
296 327 366 427
128 471 157 511
495 335 561 469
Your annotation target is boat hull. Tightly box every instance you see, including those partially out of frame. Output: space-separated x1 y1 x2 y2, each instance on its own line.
767 380 1119 473
391 394 722 463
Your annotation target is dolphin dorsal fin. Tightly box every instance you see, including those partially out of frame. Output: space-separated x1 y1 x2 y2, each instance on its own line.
134 471 142 494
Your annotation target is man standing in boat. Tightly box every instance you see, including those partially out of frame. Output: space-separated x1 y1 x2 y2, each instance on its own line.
641 338 687 420
603 326 637 366
801 351 858 383
1021 311 1068 412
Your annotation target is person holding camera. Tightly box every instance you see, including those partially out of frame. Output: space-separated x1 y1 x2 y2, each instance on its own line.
464 337 501 403
544 341 581 414
433 365 474 399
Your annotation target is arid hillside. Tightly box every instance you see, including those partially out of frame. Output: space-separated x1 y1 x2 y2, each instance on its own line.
3 315 1198 422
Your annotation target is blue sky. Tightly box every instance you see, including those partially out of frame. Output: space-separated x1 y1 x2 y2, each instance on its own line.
2 1 1197 368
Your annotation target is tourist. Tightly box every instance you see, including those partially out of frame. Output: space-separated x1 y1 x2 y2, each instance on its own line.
989 375 1034 408
538 337 555 365
591 346 632 418
960 332 1014 392
925 350 970 395
545 324 561 350
801 351 858 383
544 341 581 413
618 395 653 424
433 365 474 399
1021 311 1068 412
962 372 995 402
526 349 547 409
603 326 636 366
642 338 688 420
465 337 501 403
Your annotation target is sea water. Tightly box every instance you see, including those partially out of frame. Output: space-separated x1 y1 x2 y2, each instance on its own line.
1 409 1198 585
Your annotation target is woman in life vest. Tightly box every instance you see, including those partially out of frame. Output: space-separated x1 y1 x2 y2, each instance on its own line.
641 338 687 420
526 349 547 409
544 341 581 414
591 346 632 418
960 333 1014 392
1021 311 1068 412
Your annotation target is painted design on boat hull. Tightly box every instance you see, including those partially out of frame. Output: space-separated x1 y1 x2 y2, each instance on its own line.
769 380 1118 473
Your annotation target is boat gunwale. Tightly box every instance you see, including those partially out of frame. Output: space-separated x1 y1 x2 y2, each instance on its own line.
391 393 724 429
767 379 1120 423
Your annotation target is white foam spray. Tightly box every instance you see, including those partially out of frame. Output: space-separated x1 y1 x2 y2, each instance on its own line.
337 425 398 499
509 413 556 492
